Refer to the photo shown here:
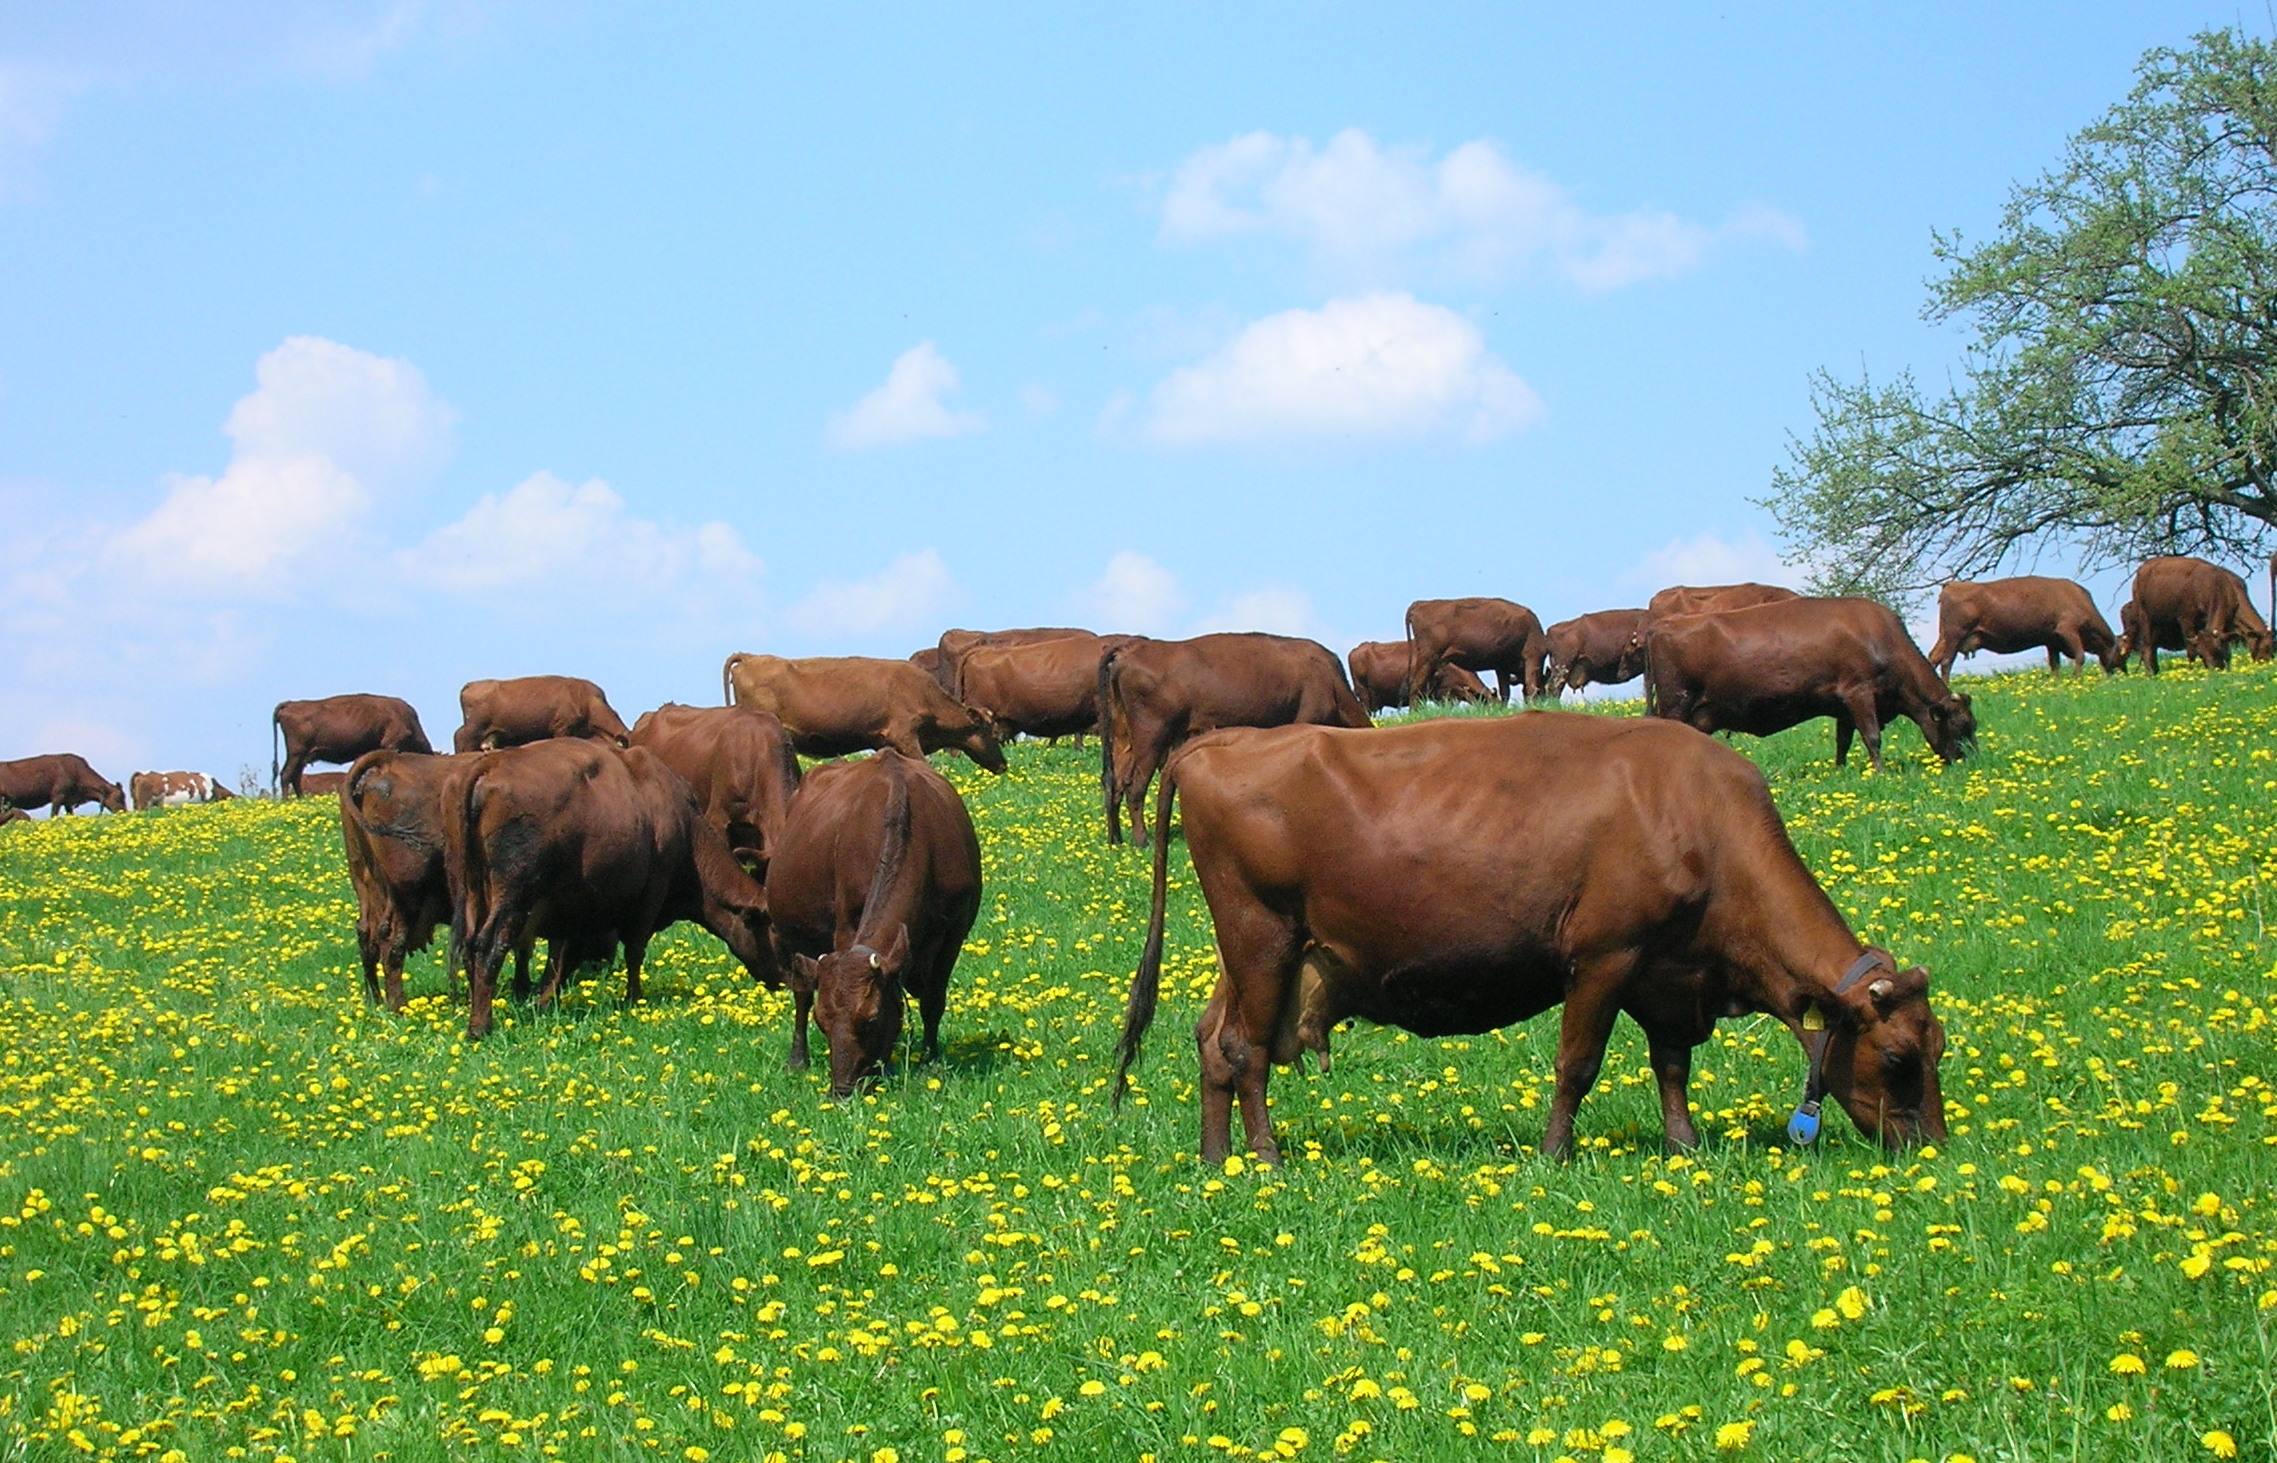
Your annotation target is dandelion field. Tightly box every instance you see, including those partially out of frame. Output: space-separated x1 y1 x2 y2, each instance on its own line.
1 668 2273 1462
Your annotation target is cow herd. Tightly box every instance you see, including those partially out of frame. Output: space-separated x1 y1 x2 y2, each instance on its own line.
1 551 2270 1161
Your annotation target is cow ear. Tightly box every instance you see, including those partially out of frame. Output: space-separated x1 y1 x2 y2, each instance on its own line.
791 953 819 985
878 923 912 977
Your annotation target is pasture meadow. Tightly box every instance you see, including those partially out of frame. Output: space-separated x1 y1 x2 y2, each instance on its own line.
0 666 2272 1462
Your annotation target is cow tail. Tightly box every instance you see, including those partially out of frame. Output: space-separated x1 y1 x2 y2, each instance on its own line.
443 760 489 979
1112 755 1180 1110
1097 644 1123 836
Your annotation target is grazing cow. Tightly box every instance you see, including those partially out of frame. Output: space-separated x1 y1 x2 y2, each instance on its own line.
274 694 432 797
1543 610 1649 693
1100 633 1371 848
294 771 350 797
1345 640 1492 712
1113 715 1948 1162
441 740 777 1039
1647 597 1975 770
130 771 236 810
935 626 1090 694
0 799 27 829
2121 556 2275 673
0 754 126 816
722 653 1008 773
455 675 631 752
766 750 983 1096
627 703 803 873
1928 576 2120 679
1402 597 1551 702
955 633 1136 745
339 750 531 1010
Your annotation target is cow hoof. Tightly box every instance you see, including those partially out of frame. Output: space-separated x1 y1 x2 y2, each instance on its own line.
787 1052 809 1071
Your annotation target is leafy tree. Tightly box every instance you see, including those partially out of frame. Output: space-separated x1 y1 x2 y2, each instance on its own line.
1765 28 2277 602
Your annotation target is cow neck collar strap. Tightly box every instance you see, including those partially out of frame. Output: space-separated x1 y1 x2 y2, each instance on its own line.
1786 948 1895 1147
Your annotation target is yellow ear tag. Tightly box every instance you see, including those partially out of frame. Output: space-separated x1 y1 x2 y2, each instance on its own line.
1801 1007 1827 1032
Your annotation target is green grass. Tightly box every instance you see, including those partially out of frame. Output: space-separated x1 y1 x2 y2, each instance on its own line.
0 665 2272 1462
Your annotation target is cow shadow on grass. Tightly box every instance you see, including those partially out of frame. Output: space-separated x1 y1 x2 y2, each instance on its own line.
1278 1102 1861 1166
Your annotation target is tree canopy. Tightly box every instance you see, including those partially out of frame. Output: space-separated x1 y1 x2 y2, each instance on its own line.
1765 28 2277 602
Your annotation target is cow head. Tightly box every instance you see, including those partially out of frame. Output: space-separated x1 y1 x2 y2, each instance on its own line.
0 798 24 827
798 923 912 1098
958 711 1009 774
2249 627 2275 662
1928 692 1976 762
1814 963 1948 1147
99 780 126 812
2095 637 2125 674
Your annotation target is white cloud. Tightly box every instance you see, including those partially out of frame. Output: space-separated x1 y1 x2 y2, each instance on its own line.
1077 553 1328 642
1188 586 1322 640
1079 551 1185 635
826 342 985 450
787 549 956 638
110 336 454 594
1143 292 1542 446
1629 529 1794 590
401 471 762 608
1161 129 1803 290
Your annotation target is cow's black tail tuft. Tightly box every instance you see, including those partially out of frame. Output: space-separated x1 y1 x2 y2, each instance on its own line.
1113 756 1180 1110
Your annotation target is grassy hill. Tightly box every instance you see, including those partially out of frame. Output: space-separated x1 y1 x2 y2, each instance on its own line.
1 665 2271 1461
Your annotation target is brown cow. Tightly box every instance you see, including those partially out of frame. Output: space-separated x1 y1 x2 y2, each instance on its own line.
935 626 1091 694
1345 640 1491 712
1112 714 1948 1162
0 753 126 815
722 653 1007 773
1928 576 2120 679
955 633 1136 745
455 675 631 752
1646 582 1800 622
1402 597 1550 702
440 739 776 1039
1646 597 1975 770
274 694 432 796
627 703 803 873
0 799 25 829
340 750 530 1009
1542 610 1648 693
1099 633 1372 847
294 771 350 797
766 750 984 1096
910 646 947 689
2121 556 2275 674
130 771 236 810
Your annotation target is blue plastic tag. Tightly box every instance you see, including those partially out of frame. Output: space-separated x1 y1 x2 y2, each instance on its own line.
1787 1102 1821 1146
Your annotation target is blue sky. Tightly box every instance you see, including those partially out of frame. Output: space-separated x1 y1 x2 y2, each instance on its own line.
0 3 2255 785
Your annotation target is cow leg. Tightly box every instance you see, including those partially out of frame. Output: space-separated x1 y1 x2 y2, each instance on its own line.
356 928 383 1005
279 752 307 797
466 952 499 1039
915 960 949 1063
622 936 647 1004
1540 971 1626 1160
1834 713 1856 768
509 941 532 1003
1840 691 1884 771
1194 992 1242 1166
788 984 813 1070
1492 669 1512 703
533 942 576 1008
382 948 407 1012
1648 1036 1699 1151
1928 633 1956 682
